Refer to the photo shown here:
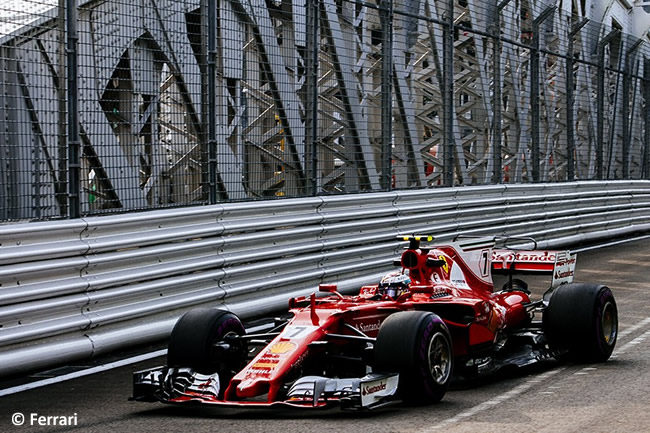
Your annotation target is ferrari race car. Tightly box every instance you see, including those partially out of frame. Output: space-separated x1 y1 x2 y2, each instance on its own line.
132 235 618 410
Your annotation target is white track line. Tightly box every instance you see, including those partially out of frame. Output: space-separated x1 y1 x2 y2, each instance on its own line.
611 326 650 358
572 234 650 253
422 317 650 431
0 323 274 398
0 349 167 398
617 317 650 340
424 368 565 431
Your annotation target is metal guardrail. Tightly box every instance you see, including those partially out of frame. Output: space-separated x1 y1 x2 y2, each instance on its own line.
1 180 650 376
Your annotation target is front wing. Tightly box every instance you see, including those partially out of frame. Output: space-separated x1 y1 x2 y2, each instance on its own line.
132 367 400 410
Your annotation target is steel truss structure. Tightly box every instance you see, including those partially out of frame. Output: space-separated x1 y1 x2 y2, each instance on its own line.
1 0 649 220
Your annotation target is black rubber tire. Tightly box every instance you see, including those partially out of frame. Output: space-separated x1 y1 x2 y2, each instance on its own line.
167 308 245 375
374 311 453 404
543 283 618 363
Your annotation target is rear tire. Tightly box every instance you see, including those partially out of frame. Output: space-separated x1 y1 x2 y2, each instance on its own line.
543 283 617 362
167 308 246 376
374 311 453 404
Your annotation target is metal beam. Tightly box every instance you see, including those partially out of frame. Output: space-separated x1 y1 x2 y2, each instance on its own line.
491 0 513 184
530 6 555 183
622 38 644 179
596 29 620 180
566 18 589 181
320 0 380 190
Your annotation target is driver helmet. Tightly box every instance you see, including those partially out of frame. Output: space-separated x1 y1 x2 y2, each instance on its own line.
378 271 411 299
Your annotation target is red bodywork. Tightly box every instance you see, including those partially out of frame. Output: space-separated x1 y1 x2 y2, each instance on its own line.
135 237 567 408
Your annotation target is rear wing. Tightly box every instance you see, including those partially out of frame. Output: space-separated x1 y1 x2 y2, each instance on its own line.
492 249 577 287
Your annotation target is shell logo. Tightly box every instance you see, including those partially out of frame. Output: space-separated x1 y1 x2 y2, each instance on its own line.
269 341 296 354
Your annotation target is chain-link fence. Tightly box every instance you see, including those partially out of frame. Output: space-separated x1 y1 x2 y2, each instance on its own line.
1 0 649 221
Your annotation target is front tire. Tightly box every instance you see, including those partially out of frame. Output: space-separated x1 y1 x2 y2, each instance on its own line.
374 311 453 404
543 283 618 362
167 308 246 377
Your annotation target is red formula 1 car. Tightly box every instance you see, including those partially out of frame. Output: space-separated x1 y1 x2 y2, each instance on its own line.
132 235 618 410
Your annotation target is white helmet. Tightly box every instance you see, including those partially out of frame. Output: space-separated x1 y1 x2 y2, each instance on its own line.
378 271 411 298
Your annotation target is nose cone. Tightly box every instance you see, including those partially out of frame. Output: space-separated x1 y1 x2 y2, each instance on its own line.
236 378 269 399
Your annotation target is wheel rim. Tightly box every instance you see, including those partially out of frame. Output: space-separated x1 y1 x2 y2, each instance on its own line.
601 301 617 346
210 329 243 370
427 331 452 384
211 330 240 351
222 330 239 339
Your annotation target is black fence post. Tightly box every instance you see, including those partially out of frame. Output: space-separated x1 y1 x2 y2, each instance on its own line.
380 0 393 190
57 0 68 217
207 0 218 203
66 0 80 218
442 0 455 187
305 0 320 196
642 58 650 179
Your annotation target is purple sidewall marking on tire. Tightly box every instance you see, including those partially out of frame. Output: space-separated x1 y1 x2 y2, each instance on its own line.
418 318 438 397
215 317 244 337
595 289 616 353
